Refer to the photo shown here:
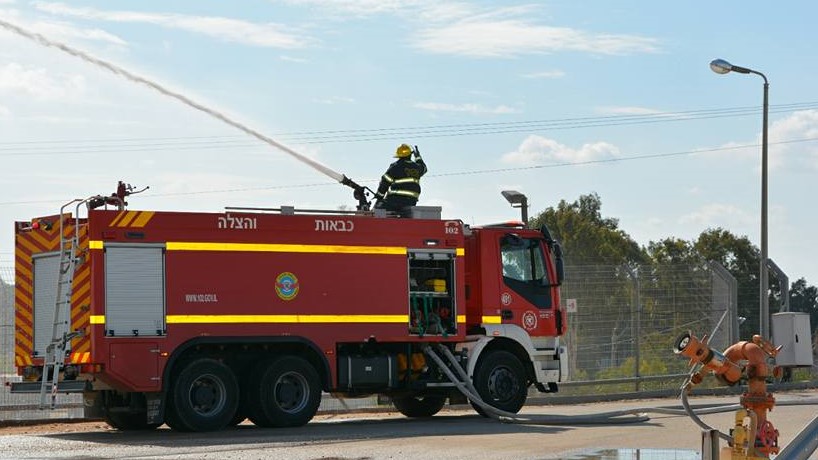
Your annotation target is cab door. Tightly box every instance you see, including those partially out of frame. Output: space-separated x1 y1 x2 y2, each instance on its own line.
498 234 561 337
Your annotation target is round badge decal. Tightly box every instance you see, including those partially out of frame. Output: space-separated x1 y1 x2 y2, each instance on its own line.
275 272 300 301
501 292 512 306
522 311 537 331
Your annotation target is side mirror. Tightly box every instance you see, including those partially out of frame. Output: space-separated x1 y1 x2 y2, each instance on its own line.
539 224 553 242
553 242 565 285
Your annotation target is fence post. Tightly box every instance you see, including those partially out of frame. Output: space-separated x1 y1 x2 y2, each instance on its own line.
709 261 739 345
625 265 641 392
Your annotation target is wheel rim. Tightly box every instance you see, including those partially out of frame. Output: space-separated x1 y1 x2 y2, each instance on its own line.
188 373 227 417
487 365 519 403
274 371 309 414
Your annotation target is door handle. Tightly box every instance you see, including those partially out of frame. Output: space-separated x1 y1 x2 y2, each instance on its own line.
501 309 513 320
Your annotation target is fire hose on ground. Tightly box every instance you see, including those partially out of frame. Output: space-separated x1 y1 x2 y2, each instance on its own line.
423 344 818 429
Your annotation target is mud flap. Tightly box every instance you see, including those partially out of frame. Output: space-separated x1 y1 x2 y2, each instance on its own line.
83 391 104 419
146 392 163 425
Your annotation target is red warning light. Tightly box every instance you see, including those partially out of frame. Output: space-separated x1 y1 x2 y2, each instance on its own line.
31 221 40 230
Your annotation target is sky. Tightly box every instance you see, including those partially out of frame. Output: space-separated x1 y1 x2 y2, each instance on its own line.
1 1 817 286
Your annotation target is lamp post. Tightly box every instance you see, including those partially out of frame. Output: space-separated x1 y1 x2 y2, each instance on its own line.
710 58 770 339
501 190 529 225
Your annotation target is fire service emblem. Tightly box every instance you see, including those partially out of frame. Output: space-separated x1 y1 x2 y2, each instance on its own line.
275 272 300 301
522 311 537 330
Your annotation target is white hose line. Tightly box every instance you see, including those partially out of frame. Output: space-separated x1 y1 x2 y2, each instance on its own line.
424 345 818 428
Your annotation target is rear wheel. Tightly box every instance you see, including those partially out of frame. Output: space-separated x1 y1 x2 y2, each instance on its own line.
472 350 528 414
392 394 446 418
168 358 239 432
247 356 321 428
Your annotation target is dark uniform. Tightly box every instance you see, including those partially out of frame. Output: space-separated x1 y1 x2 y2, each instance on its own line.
375 148 427 216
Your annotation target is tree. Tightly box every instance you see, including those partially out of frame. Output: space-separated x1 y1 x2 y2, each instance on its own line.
528 193 647 379
789 278 818 334
647 238 700 266
693 228 764 338
528 192 647 266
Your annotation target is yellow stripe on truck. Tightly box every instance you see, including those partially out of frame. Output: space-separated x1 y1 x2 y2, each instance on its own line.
166 241 408 255
89 314 412 324
167 314 410 324
90 241 464 257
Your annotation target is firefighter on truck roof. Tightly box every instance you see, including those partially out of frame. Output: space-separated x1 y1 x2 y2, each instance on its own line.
374 143 427 216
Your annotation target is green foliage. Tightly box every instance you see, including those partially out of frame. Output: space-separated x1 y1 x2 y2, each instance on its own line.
596 356 668 380
529 192 648 266
694 228 764 337
790 278 818 334
647 238 700 266
526 192 818 394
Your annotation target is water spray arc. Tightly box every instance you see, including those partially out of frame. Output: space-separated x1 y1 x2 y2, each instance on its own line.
0 19 373 209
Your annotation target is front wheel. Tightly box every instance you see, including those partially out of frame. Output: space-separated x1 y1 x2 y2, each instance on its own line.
472 350 528 414
392 394 446 418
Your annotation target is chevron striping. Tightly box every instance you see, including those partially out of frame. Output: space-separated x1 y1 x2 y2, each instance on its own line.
28 230 60 250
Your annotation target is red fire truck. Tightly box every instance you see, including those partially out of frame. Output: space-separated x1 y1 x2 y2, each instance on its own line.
11 182 566 431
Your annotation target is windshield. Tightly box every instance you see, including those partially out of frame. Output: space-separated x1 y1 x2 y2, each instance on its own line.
501 236 547 282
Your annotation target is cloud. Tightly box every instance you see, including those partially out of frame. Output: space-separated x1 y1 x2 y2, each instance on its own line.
595 106 665 115
678 203 753 228
279 55 308 63
313 96 355 105
29 19 128 45
410 6 660 58
32 1 314 49
768 109 818 170
0 105 10 119
0 8 128 46
520 70 565 79
413 101 518 115
0 62 86 100
711 110 818 171
280 0 416 16
501 135 619 166
275 1 661 58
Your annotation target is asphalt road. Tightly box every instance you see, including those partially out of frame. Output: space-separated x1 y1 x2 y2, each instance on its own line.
1 391 817 460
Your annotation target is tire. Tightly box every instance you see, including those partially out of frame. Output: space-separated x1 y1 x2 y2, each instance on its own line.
163 403 192 432
472 350 528 414
392 394 446 418
104 410 161 430
102 392 160 431
227 410 246 426
246 356 321 428
168 358 240 432
469 400 488 418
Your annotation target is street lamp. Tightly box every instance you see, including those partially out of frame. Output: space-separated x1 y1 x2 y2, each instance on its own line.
710 58 770 339
501 190 529 224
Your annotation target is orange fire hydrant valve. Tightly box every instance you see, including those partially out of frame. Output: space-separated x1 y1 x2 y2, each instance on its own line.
673 331 782 458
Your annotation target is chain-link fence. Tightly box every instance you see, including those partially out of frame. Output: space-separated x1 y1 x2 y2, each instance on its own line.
2 266 87 421
1 262 813 423
558 263 739 395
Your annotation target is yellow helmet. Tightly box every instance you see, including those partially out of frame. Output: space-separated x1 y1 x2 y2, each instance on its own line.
395 144 412 158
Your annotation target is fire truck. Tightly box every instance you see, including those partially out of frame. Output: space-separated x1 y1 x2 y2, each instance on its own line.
11 182 566 431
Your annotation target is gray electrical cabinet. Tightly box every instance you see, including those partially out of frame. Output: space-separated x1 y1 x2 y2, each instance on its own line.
772 312 813 367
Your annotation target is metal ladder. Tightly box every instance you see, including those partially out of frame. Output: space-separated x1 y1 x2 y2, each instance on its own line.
38 199 85 409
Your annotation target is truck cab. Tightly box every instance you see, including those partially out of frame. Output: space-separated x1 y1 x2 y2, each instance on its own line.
461 222 567 408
